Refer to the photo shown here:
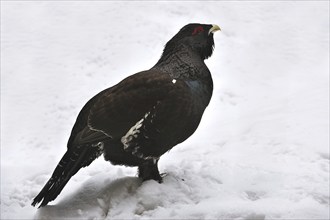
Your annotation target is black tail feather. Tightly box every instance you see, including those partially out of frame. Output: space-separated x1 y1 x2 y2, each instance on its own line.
31 143 103 208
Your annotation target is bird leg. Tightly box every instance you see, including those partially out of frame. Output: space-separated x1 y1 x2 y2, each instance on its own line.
138 159 163 183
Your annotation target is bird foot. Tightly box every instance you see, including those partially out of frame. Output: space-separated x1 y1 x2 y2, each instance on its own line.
139 171 163 183
138 161 163 183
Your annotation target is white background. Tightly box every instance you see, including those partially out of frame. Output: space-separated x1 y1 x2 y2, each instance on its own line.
1 1 329 219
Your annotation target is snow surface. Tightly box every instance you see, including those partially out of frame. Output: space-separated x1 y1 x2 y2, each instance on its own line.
1 1 329 219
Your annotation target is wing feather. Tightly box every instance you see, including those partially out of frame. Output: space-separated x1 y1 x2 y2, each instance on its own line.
87 70 176 138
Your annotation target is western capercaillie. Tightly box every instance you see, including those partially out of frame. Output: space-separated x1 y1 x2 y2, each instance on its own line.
32 23 221 208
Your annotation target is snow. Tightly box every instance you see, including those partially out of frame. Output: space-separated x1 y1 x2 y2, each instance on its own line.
1 1 329 219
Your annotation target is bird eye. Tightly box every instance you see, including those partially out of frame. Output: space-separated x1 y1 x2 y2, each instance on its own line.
192 26 204 36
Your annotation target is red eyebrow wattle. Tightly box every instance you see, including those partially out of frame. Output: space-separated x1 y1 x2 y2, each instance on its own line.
192 26 204 35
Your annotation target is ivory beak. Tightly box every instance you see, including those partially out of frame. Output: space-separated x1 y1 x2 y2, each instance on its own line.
208 24 221 35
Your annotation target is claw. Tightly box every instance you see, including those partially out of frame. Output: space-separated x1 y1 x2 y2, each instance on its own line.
160 173 168 178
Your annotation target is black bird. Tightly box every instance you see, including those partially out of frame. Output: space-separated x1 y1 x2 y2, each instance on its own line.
32 23 221 208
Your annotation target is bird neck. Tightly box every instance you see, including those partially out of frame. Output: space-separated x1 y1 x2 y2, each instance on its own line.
152 44 210 80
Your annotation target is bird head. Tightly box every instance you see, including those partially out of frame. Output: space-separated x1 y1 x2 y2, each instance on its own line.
164 23 221 60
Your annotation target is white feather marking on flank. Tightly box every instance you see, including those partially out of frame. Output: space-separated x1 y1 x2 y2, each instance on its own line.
121 118 143 149
121 112 149 149
172 79 177 84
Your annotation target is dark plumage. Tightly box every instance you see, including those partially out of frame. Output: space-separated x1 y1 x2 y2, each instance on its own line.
32 23 221 208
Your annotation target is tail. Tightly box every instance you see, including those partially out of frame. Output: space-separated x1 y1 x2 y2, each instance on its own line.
31 142 104 208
